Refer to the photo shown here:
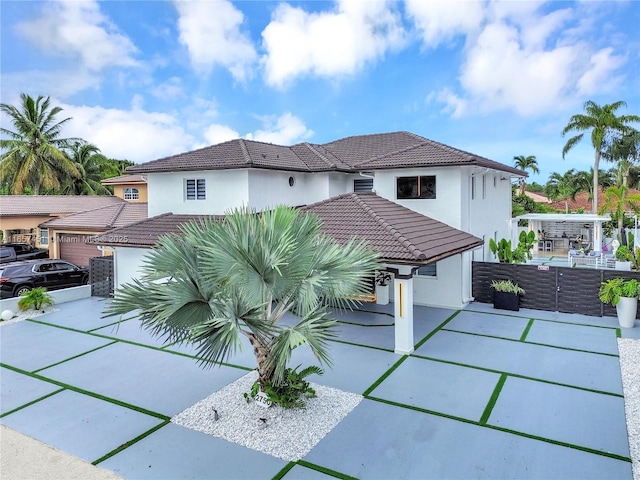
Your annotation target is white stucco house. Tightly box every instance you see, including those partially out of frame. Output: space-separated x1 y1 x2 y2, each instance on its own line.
94 131 524 353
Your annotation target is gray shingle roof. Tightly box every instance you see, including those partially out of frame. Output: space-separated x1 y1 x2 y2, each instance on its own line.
0 195 125 216
93 194 482 264
127 131 524 176
39 203 148 231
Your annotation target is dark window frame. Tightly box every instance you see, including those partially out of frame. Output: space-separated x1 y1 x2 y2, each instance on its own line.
396 175 436 199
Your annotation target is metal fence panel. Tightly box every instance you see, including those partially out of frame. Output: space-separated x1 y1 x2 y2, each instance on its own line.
90 256 114 298
472 261 640 318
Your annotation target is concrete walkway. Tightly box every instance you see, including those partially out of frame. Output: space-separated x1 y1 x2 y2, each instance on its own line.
0 297 637 479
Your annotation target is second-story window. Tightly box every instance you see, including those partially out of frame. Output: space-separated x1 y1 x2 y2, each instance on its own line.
124 187 139 200
397 176 436 199
186 179 206 200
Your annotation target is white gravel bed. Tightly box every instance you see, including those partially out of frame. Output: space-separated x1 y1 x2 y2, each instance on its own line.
172 371 362 461
620 338 640 480
0 307 58 326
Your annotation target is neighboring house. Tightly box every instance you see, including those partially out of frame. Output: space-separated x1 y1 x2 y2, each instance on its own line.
524 191 551 204
101 174 148 203
548 187 640 214
0 195 125 248
94 131 523 354
39 203 147 266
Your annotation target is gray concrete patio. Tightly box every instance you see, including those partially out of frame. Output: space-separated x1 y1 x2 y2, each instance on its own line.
0 297 636 479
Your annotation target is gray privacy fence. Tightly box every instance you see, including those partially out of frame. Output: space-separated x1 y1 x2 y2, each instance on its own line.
472 261 640 318
89 256 114 298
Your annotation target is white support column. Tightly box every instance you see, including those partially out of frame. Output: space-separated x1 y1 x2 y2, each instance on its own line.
594 221 603 251
393 271 414 355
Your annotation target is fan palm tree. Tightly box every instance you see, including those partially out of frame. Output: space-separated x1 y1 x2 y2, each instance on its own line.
600 185 640 245
104 205 381 391
562 100 640 214
0 94 81 194
513 155 539 195
63 142 111 195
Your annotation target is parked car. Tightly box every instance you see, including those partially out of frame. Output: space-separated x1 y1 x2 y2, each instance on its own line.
0 243 49 264
0 259 89 298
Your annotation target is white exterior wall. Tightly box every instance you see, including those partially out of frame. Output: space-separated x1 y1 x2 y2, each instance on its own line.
114 247 149 288
147 170 249 217
466 170 513 262
413 255 466 309
373 168 464 227
247 170 331 209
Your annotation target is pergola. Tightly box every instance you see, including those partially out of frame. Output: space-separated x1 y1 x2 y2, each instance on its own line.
514 213 611 252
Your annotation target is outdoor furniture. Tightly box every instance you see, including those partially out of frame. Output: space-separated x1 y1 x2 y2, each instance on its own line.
568 250 599 267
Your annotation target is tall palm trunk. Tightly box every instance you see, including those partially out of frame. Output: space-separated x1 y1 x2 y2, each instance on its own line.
247 333 275 388
593 150 600 214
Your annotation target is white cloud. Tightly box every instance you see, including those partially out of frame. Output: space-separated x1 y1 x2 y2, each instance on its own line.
427 3 628 118
1 70 100 101
16 0 137 71
245 113 313 145
576 47 626 96
174 0 257 81
62 100 195 163
405 0 484 48
149 77 186 100
202 124 240 145
261 0 406 88
459 21 577 116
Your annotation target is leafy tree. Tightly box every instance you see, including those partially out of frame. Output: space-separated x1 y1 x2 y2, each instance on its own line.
545 169 581 213
599 185 640 245
101 158 136 179
562 100 640 214
0 93 81 194
104 206 381 396
62 142 112 195
602 128 640 187
513 155 539 194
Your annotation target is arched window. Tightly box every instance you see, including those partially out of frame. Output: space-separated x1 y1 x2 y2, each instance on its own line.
124 187 139 200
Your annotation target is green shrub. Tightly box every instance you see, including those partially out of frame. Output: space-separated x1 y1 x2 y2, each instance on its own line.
490 280 525 295
615 245 632 261
17 287 54 311
599 278 640 306
244 365 323 409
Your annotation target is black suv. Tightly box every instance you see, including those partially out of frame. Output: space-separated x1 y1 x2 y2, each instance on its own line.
0 243 49 264
0 259 89 298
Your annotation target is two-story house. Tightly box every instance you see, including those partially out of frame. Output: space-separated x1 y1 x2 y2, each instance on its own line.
95 131 524 353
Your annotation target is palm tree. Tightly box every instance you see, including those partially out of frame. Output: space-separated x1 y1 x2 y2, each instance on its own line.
600 185 640 245
513 155 539 195
104 205 381 393
562 100 640 214
545 169 580 213
0 94 81 194
63 142 112 195
602 128 640 187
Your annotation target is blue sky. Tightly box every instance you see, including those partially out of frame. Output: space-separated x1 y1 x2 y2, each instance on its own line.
1 0 639 185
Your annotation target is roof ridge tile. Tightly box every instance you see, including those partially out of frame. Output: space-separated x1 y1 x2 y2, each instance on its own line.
239 139 252 165
352 194 427 260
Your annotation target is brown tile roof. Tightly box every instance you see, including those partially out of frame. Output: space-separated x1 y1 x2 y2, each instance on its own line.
95 194 483 264
39 203 148 231
101 174 147 185
128 131 524 177
91 213 222 247
0 195 124 216
548 187 640 213
302 193 483 264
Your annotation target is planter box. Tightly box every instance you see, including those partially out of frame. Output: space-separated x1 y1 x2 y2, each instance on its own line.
375 284 390 305
493 291 520 311
615 261 631 271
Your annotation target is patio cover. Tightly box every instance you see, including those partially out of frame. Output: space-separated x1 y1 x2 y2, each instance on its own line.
515 213 611 251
